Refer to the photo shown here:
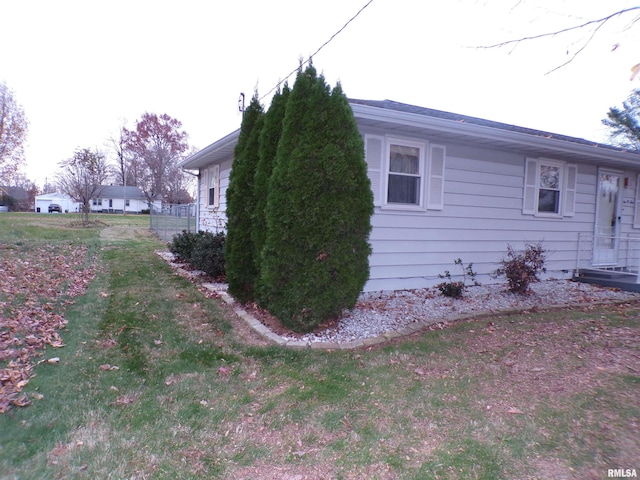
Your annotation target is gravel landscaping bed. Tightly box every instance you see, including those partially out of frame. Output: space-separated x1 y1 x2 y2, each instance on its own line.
293 280 640 344
158 252 640 345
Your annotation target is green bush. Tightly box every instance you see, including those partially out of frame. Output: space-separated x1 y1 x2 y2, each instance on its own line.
225 94 264 303
493 242 546 294
260 64 373 332
191 231 226 279
169 230 226 279
253 84 290 306
169 230 198 260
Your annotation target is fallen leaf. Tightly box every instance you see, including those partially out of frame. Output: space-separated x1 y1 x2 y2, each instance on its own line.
47 357 60 364
507 407 525 414
414 368 428 376
218 367 230 376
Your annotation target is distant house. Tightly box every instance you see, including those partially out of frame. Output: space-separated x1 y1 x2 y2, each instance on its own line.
35 192 80 213
89 186 161 213
0 186 30 211
35 186 161 214
179 98 640 292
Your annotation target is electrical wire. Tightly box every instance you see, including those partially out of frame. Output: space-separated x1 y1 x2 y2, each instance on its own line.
258 0 375 102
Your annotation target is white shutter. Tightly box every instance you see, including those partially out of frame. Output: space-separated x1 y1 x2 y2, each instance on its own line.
634 174 640 228
563 164 577 217
523 158 538 215
214 164 220 208
364 135 383 206
427 144 446 210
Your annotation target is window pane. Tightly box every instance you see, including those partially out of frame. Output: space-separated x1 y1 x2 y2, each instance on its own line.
538 188 559 213
539 165 559 189
209 188 215 206
390 144 419 174
388 174 419 204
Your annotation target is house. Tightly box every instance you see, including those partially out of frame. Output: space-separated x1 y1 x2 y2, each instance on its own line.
35 186 161 214
179 99 640 292
0 186 30 211
89 186 161 214
35 192 81 213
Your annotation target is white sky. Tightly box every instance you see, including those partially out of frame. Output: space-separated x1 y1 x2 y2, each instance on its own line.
2 0 640 186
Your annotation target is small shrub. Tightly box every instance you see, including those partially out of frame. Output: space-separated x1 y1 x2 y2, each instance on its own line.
191 231 226 279
169 230 199 260
435 258 479 298
493 242 546 294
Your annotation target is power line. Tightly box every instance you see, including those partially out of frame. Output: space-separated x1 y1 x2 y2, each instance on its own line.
258 0 375 102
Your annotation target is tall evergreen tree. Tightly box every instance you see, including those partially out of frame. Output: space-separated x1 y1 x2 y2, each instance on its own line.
260 65 373 332
603 89 640 151
226 94 264 303
253 84 290 305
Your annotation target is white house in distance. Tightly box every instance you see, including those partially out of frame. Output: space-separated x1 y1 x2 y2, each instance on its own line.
36 186 160 214
89 186 160 213
35 192 80 213
179 98 640 292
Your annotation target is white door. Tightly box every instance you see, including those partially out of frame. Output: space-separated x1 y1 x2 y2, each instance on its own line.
593 169 622 265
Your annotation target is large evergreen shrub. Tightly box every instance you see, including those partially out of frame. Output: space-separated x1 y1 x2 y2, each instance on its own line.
225 94 264 303
260 65 373 332
253 84 290 305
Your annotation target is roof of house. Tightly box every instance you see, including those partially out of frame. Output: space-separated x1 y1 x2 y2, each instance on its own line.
0 186 29 201
97 186 148 200
180 98 640 171
350 99 640 169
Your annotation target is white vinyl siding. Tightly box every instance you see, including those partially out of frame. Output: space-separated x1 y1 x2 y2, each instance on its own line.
635 174 640 229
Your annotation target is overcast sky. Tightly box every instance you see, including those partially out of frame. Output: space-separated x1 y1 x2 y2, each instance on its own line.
3 0 640 186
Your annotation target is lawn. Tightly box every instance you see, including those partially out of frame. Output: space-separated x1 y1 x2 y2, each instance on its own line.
0 212 639 479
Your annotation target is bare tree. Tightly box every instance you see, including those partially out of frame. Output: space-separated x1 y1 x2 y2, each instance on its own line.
164 163 195 204
479 6 640 75
56 148 112 224
0 81 29 184
106 121 130 186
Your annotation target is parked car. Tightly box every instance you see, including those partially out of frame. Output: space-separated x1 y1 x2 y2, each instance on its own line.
0 206 8 212
48 203 62 213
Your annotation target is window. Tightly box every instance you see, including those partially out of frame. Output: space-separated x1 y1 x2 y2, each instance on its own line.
208 165 220 208
92 199 102 206
125 199 130 207
523 158 577 217
538 163 561 213
364 134 445 211
388 143 421 204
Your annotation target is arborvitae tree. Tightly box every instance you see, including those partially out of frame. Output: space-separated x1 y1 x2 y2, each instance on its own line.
253 84 290 305
225 94 264 303
260 65 373 332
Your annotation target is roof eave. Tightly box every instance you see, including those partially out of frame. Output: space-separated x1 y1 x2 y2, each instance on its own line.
350 103 640 168
179 129 240 170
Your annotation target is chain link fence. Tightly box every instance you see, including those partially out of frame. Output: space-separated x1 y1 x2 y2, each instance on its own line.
150 203 197 242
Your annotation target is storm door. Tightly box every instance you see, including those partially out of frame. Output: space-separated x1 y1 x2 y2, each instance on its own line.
593 169 622 265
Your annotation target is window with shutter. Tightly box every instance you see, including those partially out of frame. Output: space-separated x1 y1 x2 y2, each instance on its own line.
522 158 576 217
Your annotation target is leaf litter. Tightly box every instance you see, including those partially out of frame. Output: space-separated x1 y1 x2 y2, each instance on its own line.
0 243 95 413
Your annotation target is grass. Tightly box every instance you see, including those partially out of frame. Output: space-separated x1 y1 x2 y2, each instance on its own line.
1 212 639 479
